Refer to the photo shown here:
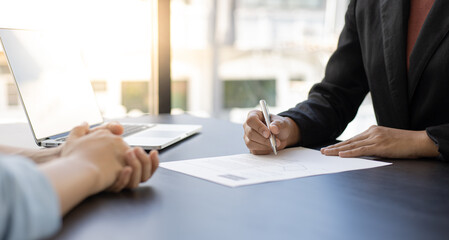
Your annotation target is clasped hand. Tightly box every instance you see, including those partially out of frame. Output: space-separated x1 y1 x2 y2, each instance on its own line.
60 122 159 193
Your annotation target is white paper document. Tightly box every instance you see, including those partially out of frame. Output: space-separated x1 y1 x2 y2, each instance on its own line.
160 147 391 187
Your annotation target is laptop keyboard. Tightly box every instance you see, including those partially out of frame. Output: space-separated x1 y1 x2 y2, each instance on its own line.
55 137 67 142
122 124 151 137
55 124 151 142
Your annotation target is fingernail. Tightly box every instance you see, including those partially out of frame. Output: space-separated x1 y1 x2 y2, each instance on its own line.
263 131 269 138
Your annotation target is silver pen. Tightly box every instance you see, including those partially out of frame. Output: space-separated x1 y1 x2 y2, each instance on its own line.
259 99 277 155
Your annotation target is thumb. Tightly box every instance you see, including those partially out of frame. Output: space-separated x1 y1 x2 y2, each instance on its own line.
269 116 288 136
68 122 90 140
90 121 124 135
104 122 124 135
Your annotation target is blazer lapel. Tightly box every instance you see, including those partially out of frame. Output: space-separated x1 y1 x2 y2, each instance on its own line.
408 0 449 101
380 0 410 127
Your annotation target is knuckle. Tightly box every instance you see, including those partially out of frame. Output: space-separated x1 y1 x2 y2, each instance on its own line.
279 142 287 150
247 110 259 117
243 124 251 135
96 129 110 137
247 130 257 140
135 159 142 168
373 134 383 141
244 136 251 146
246 111 257 121
141 156 151 165
97 129 108 133
370 126 381 134
257 125 267 134
112 135 122 141
247 111 263 126
245 119 254 128
247 141 263 151
270 120 281 129
358 146 368 152
131 158 140 167
254 150 269 155
246 141 255 149
146 166 152 177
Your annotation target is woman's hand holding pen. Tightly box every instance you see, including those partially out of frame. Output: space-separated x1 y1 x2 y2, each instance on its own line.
243 110 300 155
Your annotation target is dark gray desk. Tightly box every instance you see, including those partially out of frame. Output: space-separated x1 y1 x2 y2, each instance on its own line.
2 115 449 240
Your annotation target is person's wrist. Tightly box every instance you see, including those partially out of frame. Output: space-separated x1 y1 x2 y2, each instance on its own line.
82 160 104 195
66 156 103 195
285 117 301 147
30 147 63 163
48 146 62 159
414 131 439 158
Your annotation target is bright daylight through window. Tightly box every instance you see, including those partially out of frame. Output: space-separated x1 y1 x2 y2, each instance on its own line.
0 0 375 140
170 0 375 140
0 0 153 123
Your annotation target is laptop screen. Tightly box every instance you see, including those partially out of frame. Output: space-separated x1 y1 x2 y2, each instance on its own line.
0 29 103 140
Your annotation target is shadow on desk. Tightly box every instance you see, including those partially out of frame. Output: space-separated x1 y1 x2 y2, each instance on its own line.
52 186 160 239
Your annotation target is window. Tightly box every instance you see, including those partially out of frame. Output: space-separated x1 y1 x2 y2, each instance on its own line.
171 0 375 139
0 0 155 122
122 81 149 115
171 79 188 112
91 81 108 93
6 83 18 106
0 65 8 74
223 79 276 109
170 0 346 118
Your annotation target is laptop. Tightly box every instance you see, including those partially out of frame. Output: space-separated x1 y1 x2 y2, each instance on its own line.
0 28 201 150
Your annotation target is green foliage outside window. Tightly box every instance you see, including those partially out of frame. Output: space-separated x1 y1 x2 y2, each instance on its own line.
224 79 276 109
122 81 149 113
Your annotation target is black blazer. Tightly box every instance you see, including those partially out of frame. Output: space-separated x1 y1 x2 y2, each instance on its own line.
279 0 449 160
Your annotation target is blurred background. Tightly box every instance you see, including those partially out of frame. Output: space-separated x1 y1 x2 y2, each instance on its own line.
0 0 375 140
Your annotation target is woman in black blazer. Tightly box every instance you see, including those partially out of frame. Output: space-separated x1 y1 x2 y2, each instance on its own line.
243 0 449 160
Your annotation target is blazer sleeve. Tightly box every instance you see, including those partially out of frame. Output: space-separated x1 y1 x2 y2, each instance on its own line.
279 0 369 147
0 154 61 240
426 125 449 161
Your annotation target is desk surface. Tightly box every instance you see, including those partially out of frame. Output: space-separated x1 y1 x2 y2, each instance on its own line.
2 115 449 240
